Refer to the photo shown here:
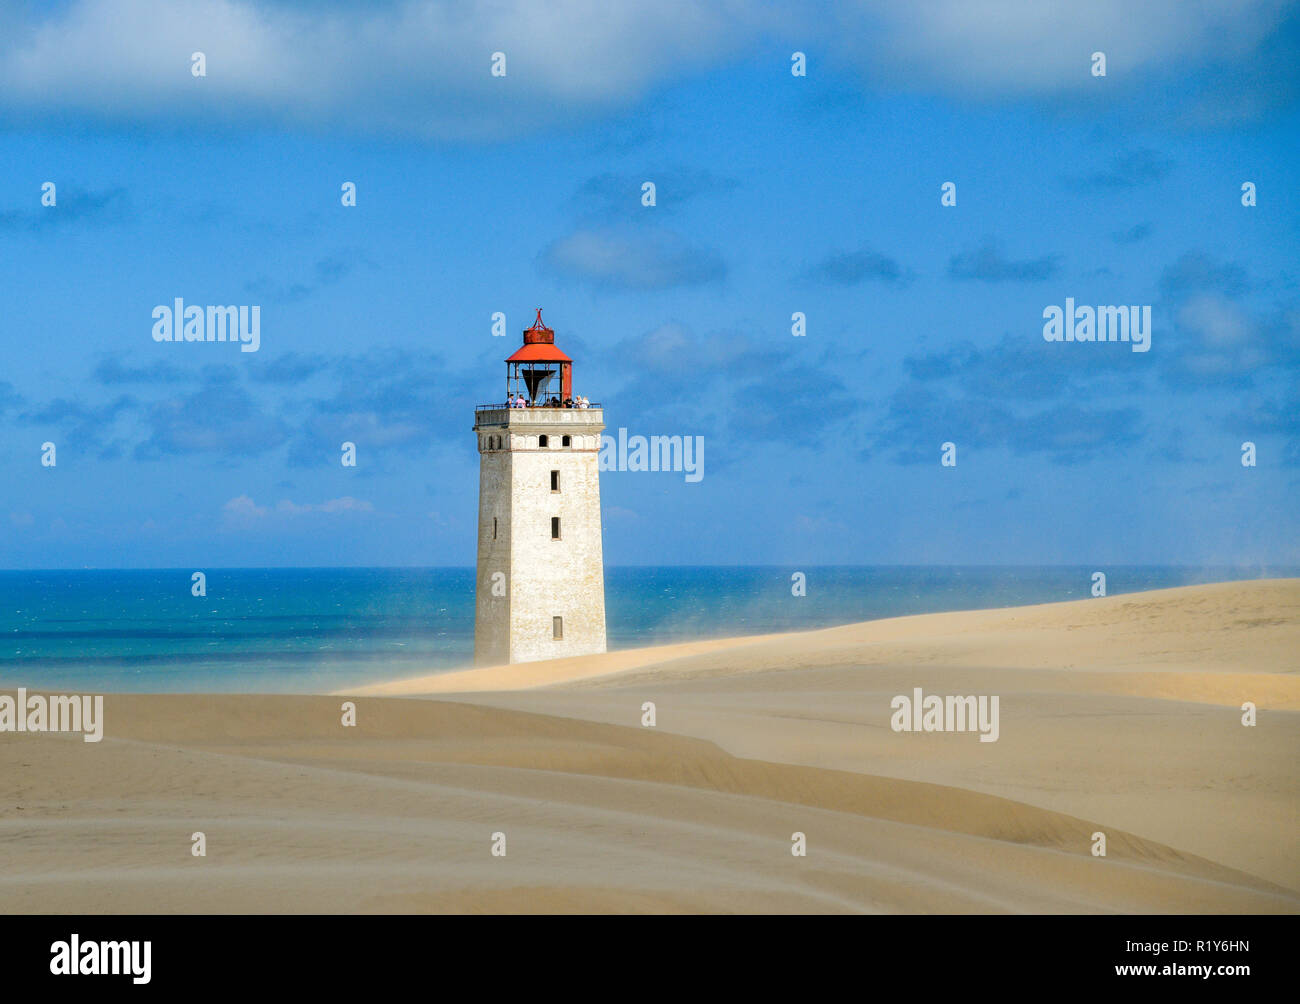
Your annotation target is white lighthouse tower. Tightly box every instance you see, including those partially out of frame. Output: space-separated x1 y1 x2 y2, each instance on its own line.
473 309 607 664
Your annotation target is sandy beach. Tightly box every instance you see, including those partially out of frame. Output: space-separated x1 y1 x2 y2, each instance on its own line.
2 579 1297 913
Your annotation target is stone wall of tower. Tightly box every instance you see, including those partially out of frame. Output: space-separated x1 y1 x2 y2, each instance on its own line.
474 409 607 665
474 445 512 665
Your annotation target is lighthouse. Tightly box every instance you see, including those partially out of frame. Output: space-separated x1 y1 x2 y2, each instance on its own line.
472 310 607 664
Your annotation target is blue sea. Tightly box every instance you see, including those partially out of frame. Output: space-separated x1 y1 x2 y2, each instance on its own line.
0 566 1292 693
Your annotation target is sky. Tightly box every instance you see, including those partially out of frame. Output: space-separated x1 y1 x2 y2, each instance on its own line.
0 0 1297 568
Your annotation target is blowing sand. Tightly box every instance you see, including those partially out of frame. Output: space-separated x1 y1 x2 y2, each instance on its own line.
2 579 1297 913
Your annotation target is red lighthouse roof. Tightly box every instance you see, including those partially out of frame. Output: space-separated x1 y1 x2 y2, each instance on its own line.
506 342 572 362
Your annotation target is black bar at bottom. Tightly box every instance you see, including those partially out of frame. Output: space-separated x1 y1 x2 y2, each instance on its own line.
0 914 1287 990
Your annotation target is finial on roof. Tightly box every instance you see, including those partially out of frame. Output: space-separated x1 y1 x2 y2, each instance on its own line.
522 307 555 344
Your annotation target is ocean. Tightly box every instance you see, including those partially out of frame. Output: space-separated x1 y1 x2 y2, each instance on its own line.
0 565 1292 693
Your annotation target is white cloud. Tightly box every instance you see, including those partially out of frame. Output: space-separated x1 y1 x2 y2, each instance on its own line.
0 0 776 138
830 0 1290 98
0 1 1287 136
222 493 269 520
224 493 372 523
315 496 373 514
539 226 726 289
1179 295 1250 345
277 496 374 515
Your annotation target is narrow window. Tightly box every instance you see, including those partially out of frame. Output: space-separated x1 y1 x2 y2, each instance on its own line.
550 470 560 492
493 517 497 540
539 435 549 448
553 616 563 640
561 435 571 447
551 516 561 540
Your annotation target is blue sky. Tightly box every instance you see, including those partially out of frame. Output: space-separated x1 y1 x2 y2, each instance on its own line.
1 0 1297 568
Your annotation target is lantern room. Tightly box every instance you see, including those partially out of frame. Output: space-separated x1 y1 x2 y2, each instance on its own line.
505 309 573 405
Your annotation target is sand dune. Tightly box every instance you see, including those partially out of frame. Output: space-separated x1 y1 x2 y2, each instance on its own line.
352 579 1300 703
1 579 1296 913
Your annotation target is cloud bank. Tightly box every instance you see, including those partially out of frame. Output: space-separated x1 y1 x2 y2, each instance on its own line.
0 0 1292 138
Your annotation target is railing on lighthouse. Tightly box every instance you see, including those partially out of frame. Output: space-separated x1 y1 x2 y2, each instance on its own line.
475 403 602 412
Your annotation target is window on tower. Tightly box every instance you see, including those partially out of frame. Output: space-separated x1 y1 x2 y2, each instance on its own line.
493 517 498 540
550 470 560 492
553 616 563 640
551 516 561 540
561 435 571 447
539 435 549 448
